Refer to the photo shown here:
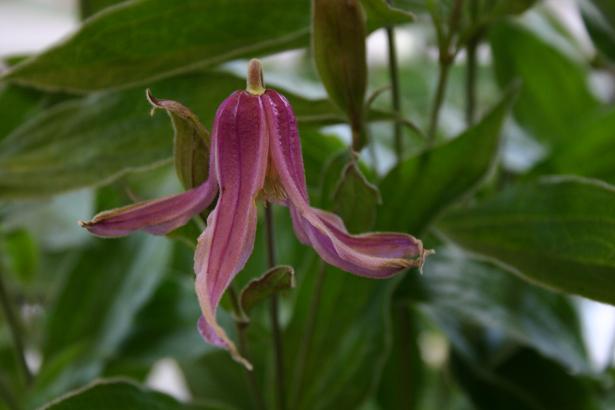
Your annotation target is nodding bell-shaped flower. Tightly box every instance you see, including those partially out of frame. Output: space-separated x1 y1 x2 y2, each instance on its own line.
80 59 431 369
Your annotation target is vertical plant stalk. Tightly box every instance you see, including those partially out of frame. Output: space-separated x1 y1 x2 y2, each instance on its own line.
386 23 403 163
427 0 464 147
265 203 286 410
290 261 326 405
427 62 452 146
465 0 480 126
0 263 32 386
465 37 478 126
227 286 265 410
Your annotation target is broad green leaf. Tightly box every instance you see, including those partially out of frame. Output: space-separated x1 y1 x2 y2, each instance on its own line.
376 305 424 410
240 265 295 316
79 0 126 20
1 229 39 284
378 87 516 234
3 0 412 92
29 236 172 408
0 71 342 200
285 262 399 410
42 379 222 410
536 108 615 183
0 85 43 141
490 21 599 145
361 0 414 31
333 161 381 232
0 345 25 410
489 0 537 16
110 275 209 366
146 89 210 189
450 347 599 410
299 129 346 195
438 176 615 306
394 0 535 17
182 347 266 410
582 0 615 61
409 250 590 374
318 149 376 211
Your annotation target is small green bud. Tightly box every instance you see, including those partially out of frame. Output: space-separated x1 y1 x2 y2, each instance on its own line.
312 0 368 151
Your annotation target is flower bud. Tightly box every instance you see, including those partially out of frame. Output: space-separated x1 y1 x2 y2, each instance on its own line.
312 0 367 151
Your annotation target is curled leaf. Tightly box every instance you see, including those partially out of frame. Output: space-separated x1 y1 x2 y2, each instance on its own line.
146 89 210 189
239 265 295 320
333 160 381 233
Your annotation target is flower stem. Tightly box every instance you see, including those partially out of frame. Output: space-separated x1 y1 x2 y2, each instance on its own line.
427 61 451 147
228 286 265 410
465 0 480 126
385 20 403 163
264 203 286 410
427 0 464 147
0 261 32 386
290 261 326 405
465 42 477 126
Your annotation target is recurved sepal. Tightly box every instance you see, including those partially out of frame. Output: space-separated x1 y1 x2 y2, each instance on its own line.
146 89 211 190
312 0 367 151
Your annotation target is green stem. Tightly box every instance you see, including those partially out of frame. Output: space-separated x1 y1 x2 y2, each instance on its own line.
265 203 286 410
0 262 32 386
228 287 265 410
427 61 452 147
290 261 326 405
427 0 463 147
465 0 480 126
385 23 403 163
465 38 478 126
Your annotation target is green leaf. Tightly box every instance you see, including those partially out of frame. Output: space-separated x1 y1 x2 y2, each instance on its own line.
487 0 537 18
333 161 381 232
378 87 516 234
536 108 615 183
376 305 424 410
299 129 346 195
111 275 209 366
410 250 590 374
42 379 222 410
582 0 615 62
182 349 264 410
490 21 599 145
361 0 414 31
240 265 295 316
30 236 172 408
450 347 599 410
438 176 615 306
0 85 51 142
79 0 126 20
3 0 412 92
146 89 210 189
284 262 399 409
1 229 39 284
0 71 342 200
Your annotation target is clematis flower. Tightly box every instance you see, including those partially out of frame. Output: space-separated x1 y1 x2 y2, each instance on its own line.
80 59 430 369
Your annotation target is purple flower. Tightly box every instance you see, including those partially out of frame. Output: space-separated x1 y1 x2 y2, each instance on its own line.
80 60 430 369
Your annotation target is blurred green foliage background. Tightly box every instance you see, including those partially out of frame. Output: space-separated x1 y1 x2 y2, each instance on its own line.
1 0 615 409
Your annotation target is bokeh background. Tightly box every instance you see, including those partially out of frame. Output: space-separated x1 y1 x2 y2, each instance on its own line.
1 0 615 409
